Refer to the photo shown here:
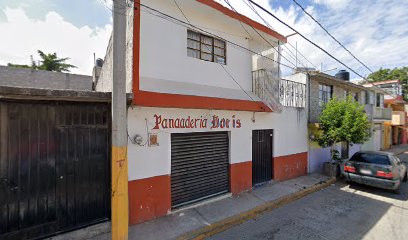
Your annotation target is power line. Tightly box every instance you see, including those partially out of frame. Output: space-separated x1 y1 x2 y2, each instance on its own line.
286 41 319 70
243 0 319 70
223 0 297 69
239 0 312 69
247 0 366 79
291 0 373 73
137 2 299 72
173 0 190 24
171 0 266 108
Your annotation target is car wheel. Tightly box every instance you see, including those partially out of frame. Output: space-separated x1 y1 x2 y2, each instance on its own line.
393 188 401 194
404 171 408 182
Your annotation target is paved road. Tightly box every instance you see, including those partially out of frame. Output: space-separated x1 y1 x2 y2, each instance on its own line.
208 152 408 240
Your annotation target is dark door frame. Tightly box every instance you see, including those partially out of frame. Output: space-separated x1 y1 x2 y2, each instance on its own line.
252 129 274 186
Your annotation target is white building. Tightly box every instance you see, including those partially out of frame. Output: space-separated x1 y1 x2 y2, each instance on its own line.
96 0 308 224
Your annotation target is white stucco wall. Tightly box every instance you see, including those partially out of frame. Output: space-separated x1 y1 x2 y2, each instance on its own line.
139 0 277 99
95 0 133 93
127 106 308 181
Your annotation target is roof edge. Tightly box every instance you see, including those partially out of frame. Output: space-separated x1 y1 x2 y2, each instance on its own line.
196 0 287 43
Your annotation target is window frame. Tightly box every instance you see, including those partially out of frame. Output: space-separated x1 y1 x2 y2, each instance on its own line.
187 30 227 65
318 83 333 107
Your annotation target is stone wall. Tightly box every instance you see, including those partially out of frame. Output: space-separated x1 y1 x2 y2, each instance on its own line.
309 76 365 123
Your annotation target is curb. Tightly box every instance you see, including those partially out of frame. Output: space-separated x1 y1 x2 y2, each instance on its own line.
178 177 337 240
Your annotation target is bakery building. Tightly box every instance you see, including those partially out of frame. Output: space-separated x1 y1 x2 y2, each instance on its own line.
96 0 308 224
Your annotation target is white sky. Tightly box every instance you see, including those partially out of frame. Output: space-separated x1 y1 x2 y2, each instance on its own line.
0 0 407 79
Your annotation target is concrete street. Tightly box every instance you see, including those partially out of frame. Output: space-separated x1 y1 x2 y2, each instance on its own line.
208 151 408 240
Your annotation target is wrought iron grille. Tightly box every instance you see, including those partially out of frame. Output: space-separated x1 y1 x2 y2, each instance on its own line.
252 69 282 112
279 79 306 108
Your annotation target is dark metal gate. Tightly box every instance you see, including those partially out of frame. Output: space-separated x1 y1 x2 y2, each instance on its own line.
171 132 229 208
252 130 273 185
0 100 110 240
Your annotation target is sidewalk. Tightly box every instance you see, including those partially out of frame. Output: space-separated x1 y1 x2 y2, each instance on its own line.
384 144 408 155
94 174 334 240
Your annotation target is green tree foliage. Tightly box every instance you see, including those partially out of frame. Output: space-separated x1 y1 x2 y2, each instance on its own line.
7 63 32 69
368 66 408 98
36 50 76 72
315 96 370 159
7 50 76 73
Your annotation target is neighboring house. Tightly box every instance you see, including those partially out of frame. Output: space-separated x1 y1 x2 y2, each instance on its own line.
96 0 309 225
360 83 392 150
385 96 407 145
372 79 403 96
307 70 367 173
0 65 93 91
369 79 407 147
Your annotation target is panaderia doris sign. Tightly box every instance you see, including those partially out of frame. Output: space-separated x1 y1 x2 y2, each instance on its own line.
152 114 241 130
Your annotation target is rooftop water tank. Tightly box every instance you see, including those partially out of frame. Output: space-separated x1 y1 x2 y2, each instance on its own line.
96 58 104 67
335 70 350 81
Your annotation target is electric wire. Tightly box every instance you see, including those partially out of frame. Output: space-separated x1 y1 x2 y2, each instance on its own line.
223 0 297 69
247 0 366 79
136 2 298 72
171 0 265 108
291 0 373 73
242 0 316 70
239 0 311 69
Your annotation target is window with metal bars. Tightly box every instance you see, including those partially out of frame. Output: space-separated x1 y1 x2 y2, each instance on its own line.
187 30 226 64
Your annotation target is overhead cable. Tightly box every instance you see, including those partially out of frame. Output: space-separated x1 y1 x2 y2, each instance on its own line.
291 0 373 73
247 0 366 79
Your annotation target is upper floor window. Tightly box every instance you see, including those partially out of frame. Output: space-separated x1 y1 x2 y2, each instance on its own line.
187 30 226 64
376 93 384 107
354 92 359 102
319 84 332 106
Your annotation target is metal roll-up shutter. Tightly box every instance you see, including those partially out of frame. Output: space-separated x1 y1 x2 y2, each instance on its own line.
171 132 229 208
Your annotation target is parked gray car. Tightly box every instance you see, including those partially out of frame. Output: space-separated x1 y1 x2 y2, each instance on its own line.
343 151 407 192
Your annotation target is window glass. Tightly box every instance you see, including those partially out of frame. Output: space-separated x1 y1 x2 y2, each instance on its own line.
376 93 381 107
187 30 226 64
187 49 200 58
319 84 332 106
187 40 200 50
354 92 359 102
349 152 391 165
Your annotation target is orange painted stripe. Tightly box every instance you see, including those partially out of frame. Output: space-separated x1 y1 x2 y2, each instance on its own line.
196 0 287 43
134 90 272 112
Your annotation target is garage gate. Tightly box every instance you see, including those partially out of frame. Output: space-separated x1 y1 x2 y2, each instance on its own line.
0 100 110 240
171 132 229 208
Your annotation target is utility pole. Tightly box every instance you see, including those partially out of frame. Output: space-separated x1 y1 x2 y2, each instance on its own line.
111 0 128 239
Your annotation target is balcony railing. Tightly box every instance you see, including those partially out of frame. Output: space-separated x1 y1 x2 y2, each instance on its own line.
279 79 306 108
252 69 282 112
373 107 392 120
392 111 405 125
364 105 392 121
252 69 306 111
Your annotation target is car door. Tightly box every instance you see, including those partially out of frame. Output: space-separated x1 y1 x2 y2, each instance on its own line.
393 156 406 179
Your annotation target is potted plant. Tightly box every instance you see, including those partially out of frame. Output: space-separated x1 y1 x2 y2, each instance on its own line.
316 96 370 178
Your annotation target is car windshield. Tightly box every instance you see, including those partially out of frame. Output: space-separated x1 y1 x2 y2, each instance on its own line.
349 153 391 165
